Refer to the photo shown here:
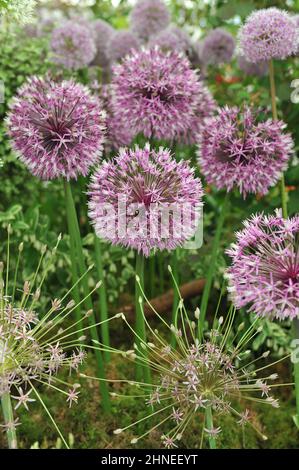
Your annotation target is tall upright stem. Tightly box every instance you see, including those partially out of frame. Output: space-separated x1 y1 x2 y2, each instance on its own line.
64 180 111 412
94 236 110 363
170 249 179 347
269 60 299 428
135 252 151 384
198 193 229 337
1 393 17 449
205 406 216 449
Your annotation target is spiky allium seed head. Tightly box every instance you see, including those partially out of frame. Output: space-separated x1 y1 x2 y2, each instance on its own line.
111 48 202 141
238 8 299 63
130 0 170 41
178 82 216 145
0 0 36 25
91 19 115 67
201 28 235 65
197 106 293 198
7 77 106 181
0 238 87 428
107 30 140 62
149 25 191 54
237 55 268 77
106 294 283 447
50 21 97 70
88 144 203 257
226 210 299 321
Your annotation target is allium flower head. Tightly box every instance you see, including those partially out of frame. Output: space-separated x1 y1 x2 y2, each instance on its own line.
90 287 285 448
0 0 36 25
107 30 140 62
7 77 106 181
51 21 97 70
130 0 170 41
88 144 203 256
238 55 268 77
198 106 293 198
226 210 299 320
238 8 299 63
201 28 235 65
111 48 202 141
92 19 115 67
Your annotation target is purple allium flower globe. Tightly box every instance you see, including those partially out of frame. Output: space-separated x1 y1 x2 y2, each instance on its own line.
198 106 293 198
107 30 140 62
130 0 171 41
51 21 97 70
237 55 268 77
88 144 203 257
111 48 202 141
201 28 235 65
226 210 299 320
92 19 115 67
238 8 299 63
7 77 106 181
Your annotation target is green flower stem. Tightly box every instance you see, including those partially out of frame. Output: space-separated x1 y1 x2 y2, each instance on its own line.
94 235 110 363
64 180 111 413
269 60 299 428
135 252 151 384
198 193 229 337
1 393 17 449
149 255 156 298
205 406 216 449
157 253 165 295
170 249 180 348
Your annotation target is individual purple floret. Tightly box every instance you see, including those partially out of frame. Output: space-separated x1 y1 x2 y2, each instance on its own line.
198 106 293 198
107 30 140 62
50 20 97 70
92 19 115 67
226 210 299 320
238 8 299 63
130 0 171 41
111 48 202 141
238 56 268 77
88 144 203 257
7 77 106 180
201 28 235 65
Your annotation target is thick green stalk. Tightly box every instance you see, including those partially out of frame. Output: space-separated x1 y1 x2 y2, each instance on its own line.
269 60 299 428
198 193 229 337
170 249 179 347
94 235 110 363
1 393 17 449
64 181 111 413
157 253 165 295
205 406 216 449
148 255 155 299
135 252 151 384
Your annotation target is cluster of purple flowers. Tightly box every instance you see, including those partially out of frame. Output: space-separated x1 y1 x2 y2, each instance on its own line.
226 211 299 320
111 48 202 141
198 106 293 198
7 77 106 180
88 144 203 257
